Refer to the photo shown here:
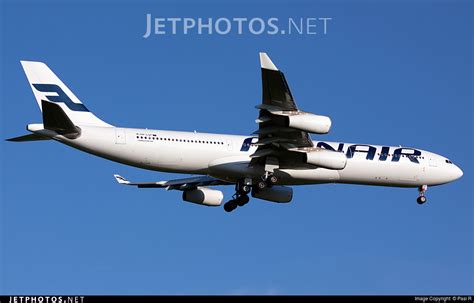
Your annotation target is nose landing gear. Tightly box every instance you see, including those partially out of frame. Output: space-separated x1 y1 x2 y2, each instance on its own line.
417 185 428 205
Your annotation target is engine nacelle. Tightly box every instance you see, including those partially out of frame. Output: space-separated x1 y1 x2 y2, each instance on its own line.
287 112 331 134
182 187 223 206
252 186 293 203
305 149 347 170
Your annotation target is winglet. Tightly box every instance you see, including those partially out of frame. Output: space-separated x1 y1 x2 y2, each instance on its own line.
259 52 278 71
114 174 130 185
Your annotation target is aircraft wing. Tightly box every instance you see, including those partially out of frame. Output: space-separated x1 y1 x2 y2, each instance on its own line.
114 174 231 190
250 53 314 167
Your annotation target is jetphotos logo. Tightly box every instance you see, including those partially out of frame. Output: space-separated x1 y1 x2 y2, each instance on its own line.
143 14 332 38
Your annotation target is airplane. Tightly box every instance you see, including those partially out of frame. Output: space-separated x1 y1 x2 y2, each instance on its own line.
7 53 463 212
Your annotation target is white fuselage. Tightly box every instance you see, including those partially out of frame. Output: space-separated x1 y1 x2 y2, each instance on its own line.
47 125 463 188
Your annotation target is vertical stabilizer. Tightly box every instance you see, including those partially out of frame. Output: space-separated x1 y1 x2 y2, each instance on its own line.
20 61 112 127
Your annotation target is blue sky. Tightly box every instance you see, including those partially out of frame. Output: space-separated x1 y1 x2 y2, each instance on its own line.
1 0 472 295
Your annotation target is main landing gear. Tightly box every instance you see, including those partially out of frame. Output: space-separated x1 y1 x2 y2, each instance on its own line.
224 182 251 213
256 172 278 190
223 173 278 212
417 185 428 205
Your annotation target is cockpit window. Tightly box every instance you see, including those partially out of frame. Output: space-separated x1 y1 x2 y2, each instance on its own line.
445 159 453 164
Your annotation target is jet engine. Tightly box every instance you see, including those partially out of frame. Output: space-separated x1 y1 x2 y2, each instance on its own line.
286 112 332 134
182 187 223 206
252 186 293 203
305 149 347 170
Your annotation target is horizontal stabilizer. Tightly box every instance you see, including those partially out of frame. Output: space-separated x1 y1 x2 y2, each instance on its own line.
6 133 51 142
42 100 81 138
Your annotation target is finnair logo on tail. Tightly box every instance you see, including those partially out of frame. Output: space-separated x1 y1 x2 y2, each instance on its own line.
33 84 89 112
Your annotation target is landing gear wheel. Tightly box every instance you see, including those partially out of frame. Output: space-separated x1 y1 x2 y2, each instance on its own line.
224 200 238 212
257 181 267 190
417 196 427 205
236 195 250 207
417 185 428 205
240 185 251 194
269 175 278 185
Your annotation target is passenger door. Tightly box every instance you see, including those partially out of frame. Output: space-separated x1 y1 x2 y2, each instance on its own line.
115 128 126 144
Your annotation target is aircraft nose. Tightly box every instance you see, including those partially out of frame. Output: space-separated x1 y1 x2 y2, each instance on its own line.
452 164 463 181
